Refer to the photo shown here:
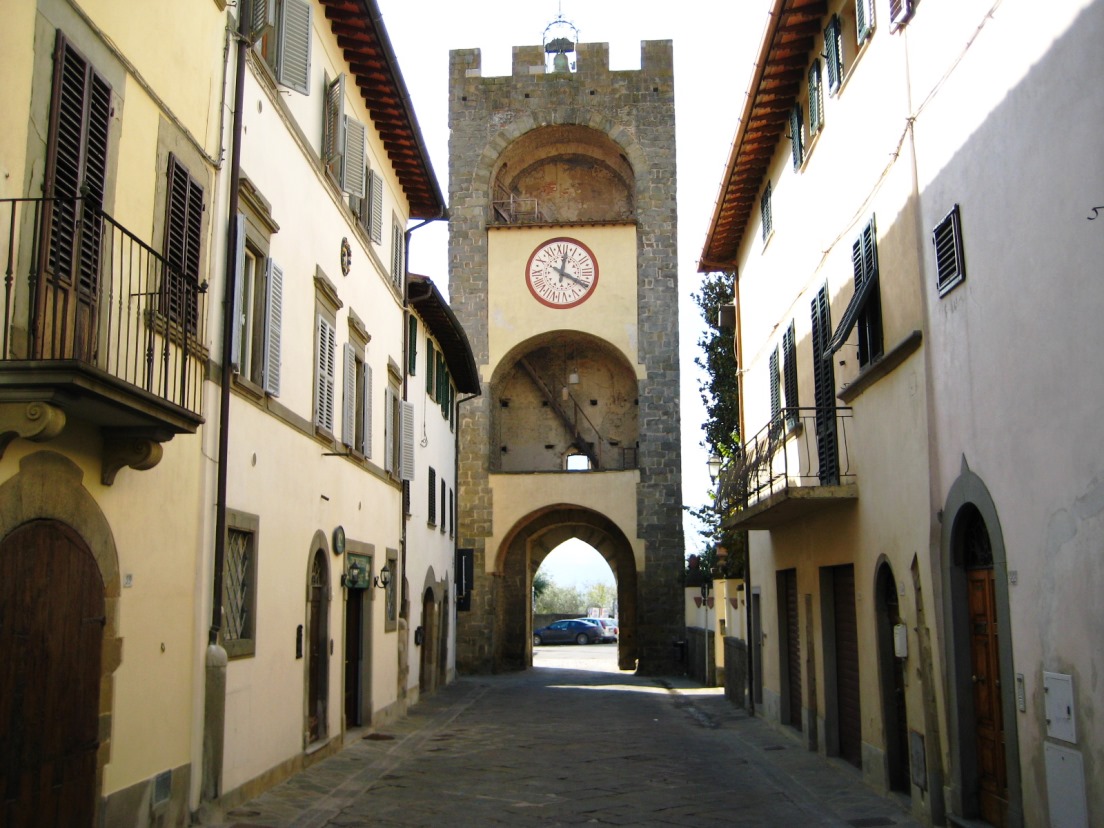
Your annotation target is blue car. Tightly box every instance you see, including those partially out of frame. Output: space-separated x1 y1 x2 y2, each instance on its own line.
533 619 603 646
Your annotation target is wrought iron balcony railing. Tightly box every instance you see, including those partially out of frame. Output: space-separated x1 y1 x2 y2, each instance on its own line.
717 406 855 526
1 196 208 423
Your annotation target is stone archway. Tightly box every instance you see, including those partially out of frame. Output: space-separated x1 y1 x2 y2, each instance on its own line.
940 458 1022 828
494 505 638 672
0 451 122 819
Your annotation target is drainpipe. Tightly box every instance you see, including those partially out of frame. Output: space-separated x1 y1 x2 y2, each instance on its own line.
731 268 754 716
203 0 249 804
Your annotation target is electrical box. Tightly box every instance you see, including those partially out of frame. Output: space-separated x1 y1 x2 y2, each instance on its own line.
1044 672 1076 743
1044 743 1088 828
893 623 908 659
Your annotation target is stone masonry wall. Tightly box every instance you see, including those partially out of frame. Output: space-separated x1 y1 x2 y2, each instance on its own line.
449 40 683 674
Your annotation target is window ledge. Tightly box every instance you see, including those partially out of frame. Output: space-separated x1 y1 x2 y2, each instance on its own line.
837 330 922 403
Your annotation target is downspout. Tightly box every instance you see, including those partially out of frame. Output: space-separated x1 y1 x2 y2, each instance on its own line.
731 268 753 717
203 0 249 804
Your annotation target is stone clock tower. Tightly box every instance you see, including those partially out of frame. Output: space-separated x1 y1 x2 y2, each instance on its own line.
449 25 682 674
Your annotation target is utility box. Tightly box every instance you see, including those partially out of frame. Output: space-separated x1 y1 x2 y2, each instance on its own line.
1043 671 1076 743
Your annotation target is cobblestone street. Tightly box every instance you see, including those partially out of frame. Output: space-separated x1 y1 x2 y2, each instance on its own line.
206 650 922 827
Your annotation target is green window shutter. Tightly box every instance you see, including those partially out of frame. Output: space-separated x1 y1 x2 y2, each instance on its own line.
856 0 875 44
808 60 823 135
428 467 437 525
810 285 839 484
769 347 781 423
250 0 275 42
362 364 373 457
425 340 435 397
230 213 246 370
854 217 883 366
263 259 283 396
276 0 311 95
782 322 798 427
323 74 345 180
342 343 356 447
408 315 418 375
825 16 843 93
789 104 804 170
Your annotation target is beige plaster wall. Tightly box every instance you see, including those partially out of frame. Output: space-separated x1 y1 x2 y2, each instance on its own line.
486 470 643 573
487 225 641 377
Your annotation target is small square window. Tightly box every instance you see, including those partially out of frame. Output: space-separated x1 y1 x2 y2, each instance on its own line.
933 204 966 296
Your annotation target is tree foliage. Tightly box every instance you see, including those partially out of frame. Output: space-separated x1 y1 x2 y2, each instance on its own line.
688 270 746 582
534 582 584 615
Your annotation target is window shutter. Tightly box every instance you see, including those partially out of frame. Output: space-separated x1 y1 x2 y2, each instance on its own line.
315 315 336 431
230 213 246 370
407 315 418 375
369 170 384 245
263 259 283 395
276 0 311 95
810 285 839 484
769 347 781 423
400 400 415 481
889 0 914 28
824 16 843 93
760 181 772 240
440 479 447 533
44 34 112 296
361 364 373 457
428 467 437 524
323 74 346 180
855 217 883 365
391 220 405 289
251 0 275 42
808 60 823 135
342 343 356 446
933 204 966 295
782 321 799 426
383 388 394 474
342 118 366 198
856 0 875 44
164 154 204 330
425 340 436 398
789 105 804 171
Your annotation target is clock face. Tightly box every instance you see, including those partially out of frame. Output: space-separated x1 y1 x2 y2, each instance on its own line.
525 237 599 308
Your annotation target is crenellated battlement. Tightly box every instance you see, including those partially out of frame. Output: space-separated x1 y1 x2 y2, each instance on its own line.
450 40 674 83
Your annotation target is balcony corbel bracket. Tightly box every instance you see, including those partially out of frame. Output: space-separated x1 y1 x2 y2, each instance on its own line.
0 402 67 460
101 429 166 486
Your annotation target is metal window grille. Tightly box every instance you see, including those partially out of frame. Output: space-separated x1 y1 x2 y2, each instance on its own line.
225 528 253 641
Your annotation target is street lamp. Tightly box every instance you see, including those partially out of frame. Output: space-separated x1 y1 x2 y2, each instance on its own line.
708 455 722 483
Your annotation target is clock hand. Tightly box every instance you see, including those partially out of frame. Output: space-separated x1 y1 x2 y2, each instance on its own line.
557 271 590 289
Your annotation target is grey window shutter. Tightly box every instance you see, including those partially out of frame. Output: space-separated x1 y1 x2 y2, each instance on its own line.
263 259 283 396
276 0 311 95
251 0 275 42
889 0 913 28
400 400 415 481
391 219 404 288
369 170 383 244
361 363 373 457
315 315 336 431
383 388 394 474
230 213 246 370
323 74 346 179
342 343 356 446
342 118 366 198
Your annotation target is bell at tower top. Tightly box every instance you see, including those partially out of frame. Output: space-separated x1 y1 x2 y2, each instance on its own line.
543 9 578 73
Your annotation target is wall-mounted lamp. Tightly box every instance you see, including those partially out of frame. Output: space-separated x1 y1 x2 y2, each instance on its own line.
707 455 723 483
374 563 392 590
342 559 363 589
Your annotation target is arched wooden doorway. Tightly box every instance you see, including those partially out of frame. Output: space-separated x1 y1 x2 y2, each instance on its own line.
875 561 910 793
1 520 103 826
419 587 440 695
306 549 329 745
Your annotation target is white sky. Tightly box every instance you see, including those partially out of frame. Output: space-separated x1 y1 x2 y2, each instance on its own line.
375 0 774 567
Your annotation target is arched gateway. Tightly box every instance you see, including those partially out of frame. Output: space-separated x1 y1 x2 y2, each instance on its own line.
449 35 683 674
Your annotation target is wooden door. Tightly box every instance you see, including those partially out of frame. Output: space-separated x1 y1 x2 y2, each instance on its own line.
877 565 910 792
1 520 103 827
780 569 802 730
343 589 362 728
968 568 1007 826
832 565 861 767
308 551 328 744
751 591 763 706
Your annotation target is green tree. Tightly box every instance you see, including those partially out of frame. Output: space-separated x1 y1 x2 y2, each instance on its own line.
532 570 552 602
688 270 746 582
535 582 584 615
583 582 616 615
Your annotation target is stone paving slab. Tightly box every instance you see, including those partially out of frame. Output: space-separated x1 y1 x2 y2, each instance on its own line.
206 665 924 827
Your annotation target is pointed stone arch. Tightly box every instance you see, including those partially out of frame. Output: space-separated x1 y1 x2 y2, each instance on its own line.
494 504 638 672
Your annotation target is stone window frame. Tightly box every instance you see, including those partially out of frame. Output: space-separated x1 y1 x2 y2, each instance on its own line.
384 547 399 632
223 508 260 659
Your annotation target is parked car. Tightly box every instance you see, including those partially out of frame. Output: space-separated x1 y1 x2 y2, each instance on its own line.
533 619 604 646
589 618 618 642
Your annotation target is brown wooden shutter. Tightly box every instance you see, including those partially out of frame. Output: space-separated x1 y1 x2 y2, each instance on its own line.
163 155 204 331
